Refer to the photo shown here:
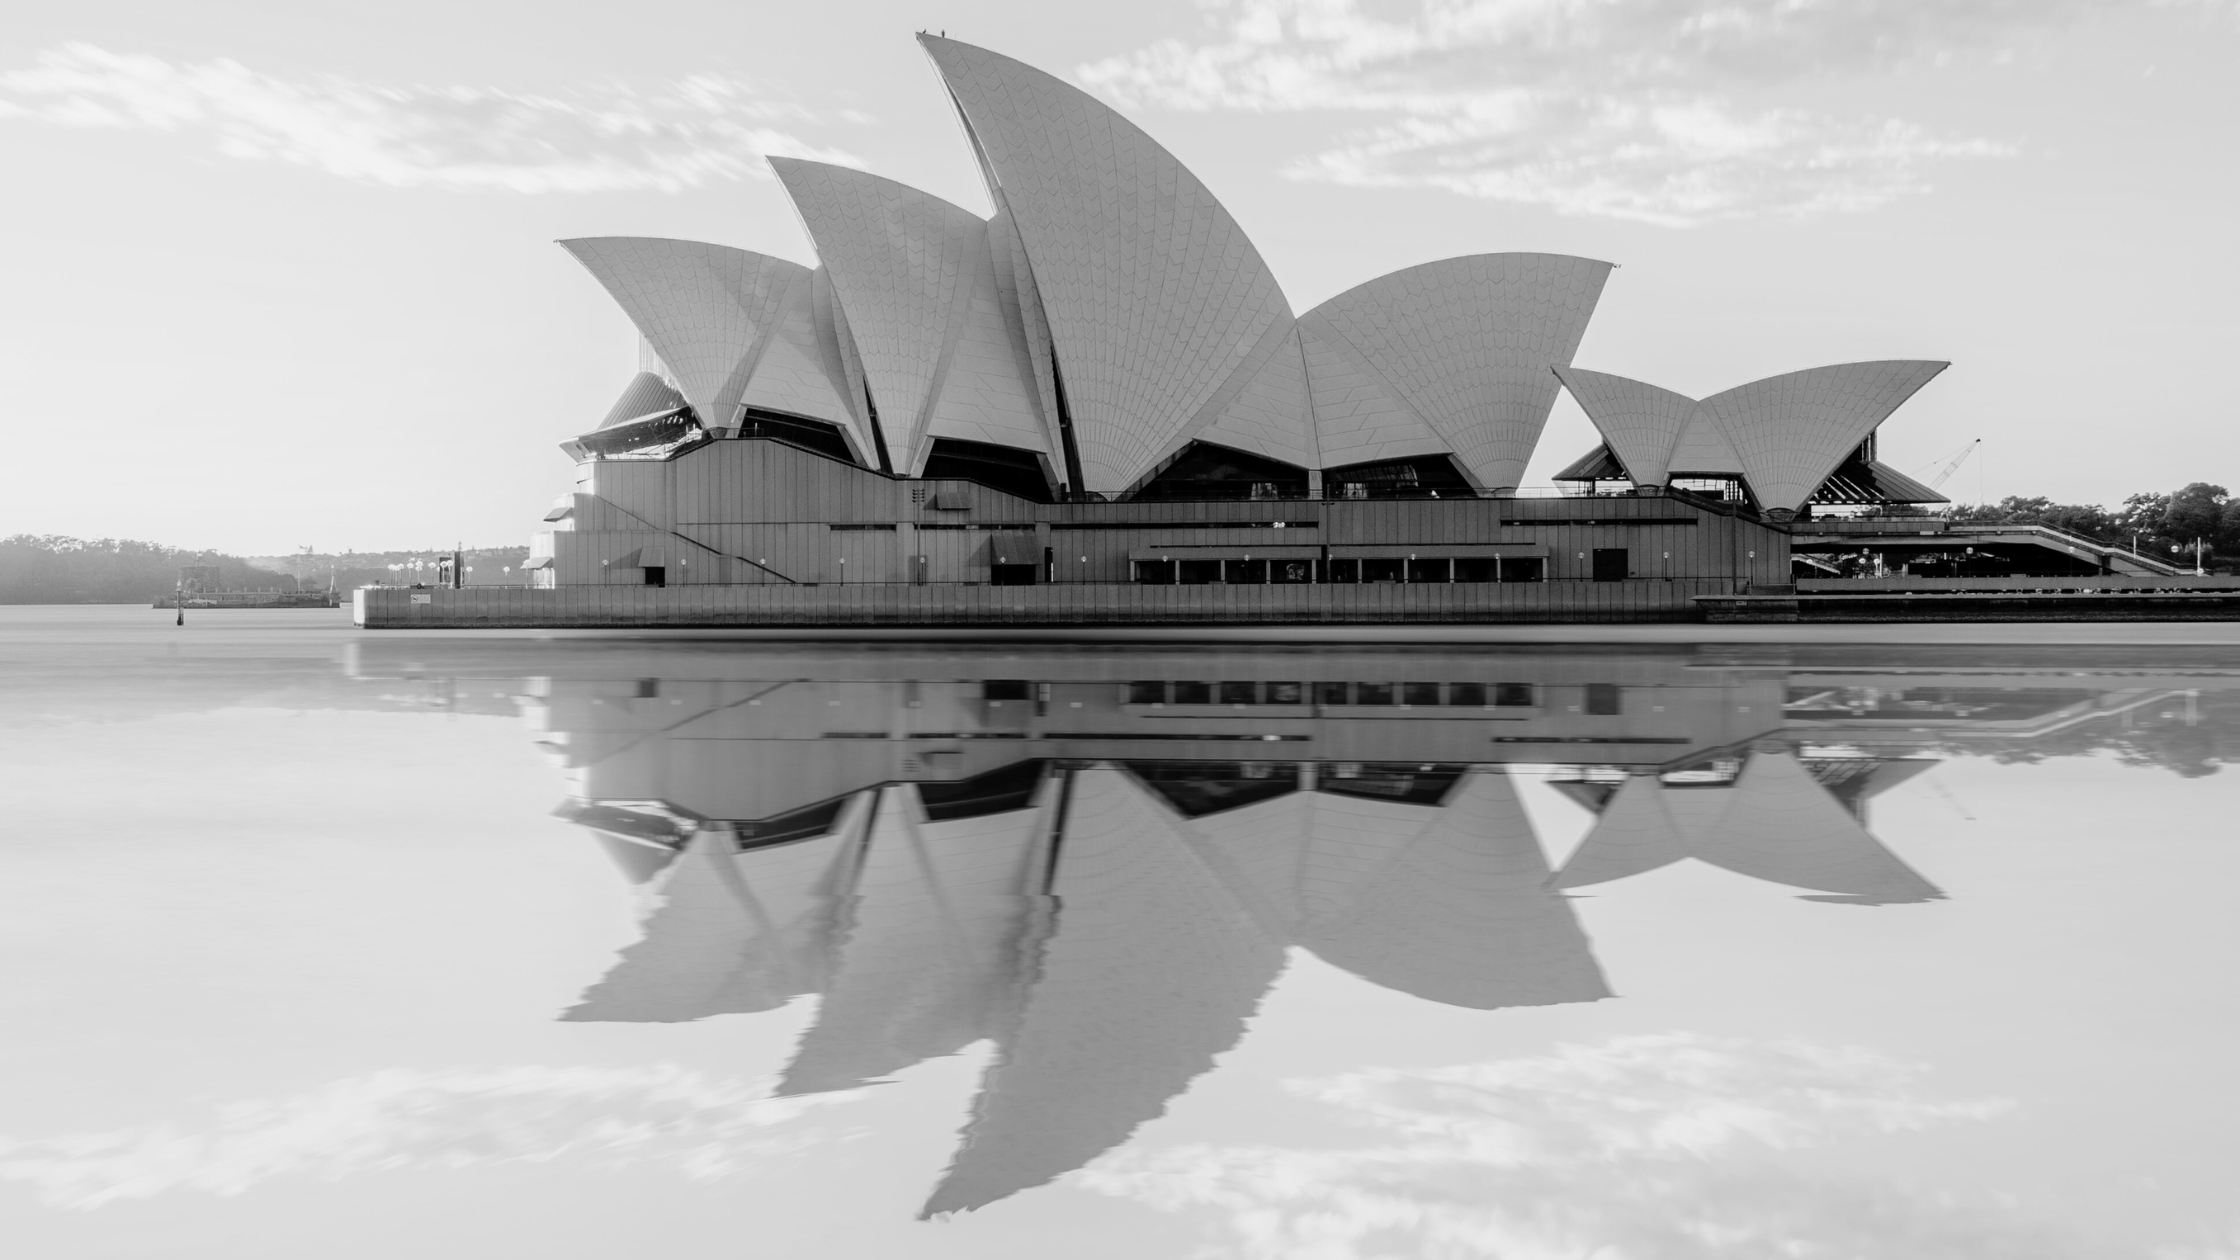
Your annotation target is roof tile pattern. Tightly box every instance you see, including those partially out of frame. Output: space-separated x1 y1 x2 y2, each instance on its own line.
1169 324 1318 472
1700 361 1948 513
921 36 1301 494
1304 254 1612 489
561 237 874 463
985 206 1065 450
597 371 688 431
1665 406 1747 476
772 160 1048 472
1550 366 1698 485
1301 322 1450 469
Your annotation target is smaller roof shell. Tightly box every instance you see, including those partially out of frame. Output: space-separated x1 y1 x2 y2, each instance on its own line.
1304 253 1612 491
560 237 876 464
1701 361 1949 513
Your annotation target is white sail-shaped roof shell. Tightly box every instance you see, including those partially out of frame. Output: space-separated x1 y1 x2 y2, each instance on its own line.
559 237 877 465
1301 322 1451 469
920 36 1307 493
1700 360 1949 513
1552 366 1699 486
1303 254 1611 489
770 159 1054 474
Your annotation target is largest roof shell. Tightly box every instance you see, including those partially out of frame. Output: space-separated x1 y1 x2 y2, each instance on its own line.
919 35 1303 494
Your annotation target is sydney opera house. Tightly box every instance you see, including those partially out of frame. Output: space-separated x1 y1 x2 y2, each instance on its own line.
363 35 1987 628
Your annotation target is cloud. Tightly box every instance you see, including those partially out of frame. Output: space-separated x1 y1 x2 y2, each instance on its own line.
0 43 864 192
1078 0 2223 225
1074 1032 2139 1259
0 1064 864 1208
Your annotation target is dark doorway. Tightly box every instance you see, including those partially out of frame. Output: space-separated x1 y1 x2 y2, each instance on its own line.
1591 548 1629 582
642 566 666 587
990 564 1037 586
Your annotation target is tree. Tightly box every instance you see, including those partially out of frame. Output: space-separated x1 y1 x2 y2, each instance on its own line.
2163 483 2228 545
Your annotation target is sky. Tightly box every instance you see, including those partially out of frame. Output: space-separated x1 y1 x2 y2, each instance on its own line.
2 0 2237 555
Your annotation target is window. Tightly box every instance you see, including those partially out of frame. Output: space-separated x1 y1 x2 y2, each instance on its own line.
1314 681 1351 706
1219 681 1258 705
1585 683 1622 715
984 679 1031 701
1274 560 1316 584
1127 680 1167 705
1455 557 1499 582
991 564 1036 586
1592 548 1629 582
1494 683 1534 707
1449 682 1487 706
1327 558 1361 583
642 566 666 588
1224 559 1269 584
1357 682 1396 705
1502 557 1546 583
1173 681 1213 705
1179 560 1223 585
1363 558 1405 583
1402 682 1441 707
1265 681 1304 705
1134 560 1176 584
1407 558 1451 583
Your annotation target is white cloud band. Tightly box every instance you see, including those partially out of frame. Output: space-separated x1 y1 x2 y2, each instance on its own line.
0 44 864 193
1076 0 2228 225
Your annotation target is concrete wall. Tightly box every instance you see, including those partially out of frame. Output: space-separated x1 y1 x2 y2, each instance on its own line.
529 439 1793 595
357 579 1743 629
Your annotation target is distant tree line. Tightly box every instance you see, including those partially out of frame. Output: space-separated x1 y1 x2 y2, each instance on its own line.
1944 482 2240 568
244 548 534 594
0 536 534 604
0 536 294 604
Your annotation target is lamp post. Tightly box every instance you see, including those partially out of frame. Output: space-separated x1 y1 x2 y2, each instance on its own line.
174 575 184 627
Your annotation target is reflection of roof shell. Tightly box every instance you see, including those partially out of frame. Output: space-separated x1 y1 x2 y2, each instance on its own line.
1552 752 1942 902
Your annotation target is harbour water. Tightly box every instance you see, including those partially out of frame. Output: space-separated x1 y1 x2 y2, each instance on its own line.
5 607 2239 1258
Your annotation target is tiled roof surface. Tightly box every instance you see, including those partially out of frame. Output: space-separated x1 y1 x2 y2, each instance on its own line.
1304 254 1612 490
922 36 1301 494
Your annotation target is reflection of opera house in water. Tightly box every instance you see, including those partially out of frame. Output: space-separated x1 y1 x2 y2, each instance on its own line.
477 644 2109 1215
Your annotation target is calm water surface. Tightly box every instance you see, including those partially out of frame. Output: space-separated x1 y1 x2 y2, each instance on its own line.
5 607 2239 1258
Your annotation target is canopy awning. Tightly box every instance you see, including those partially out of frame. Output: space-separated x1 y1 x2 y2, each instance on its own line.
1127 545 1322 562
1327 543 1548 560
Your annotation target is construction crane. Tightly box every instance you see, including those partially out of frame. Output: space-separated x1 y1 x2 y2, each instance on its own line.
1918 439 1981 489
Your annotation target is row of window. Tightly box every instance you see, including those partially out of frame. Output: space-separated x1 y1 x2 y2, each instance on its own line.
1132 557 1549 585
985 678 1622 713
1121 680 1618 713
